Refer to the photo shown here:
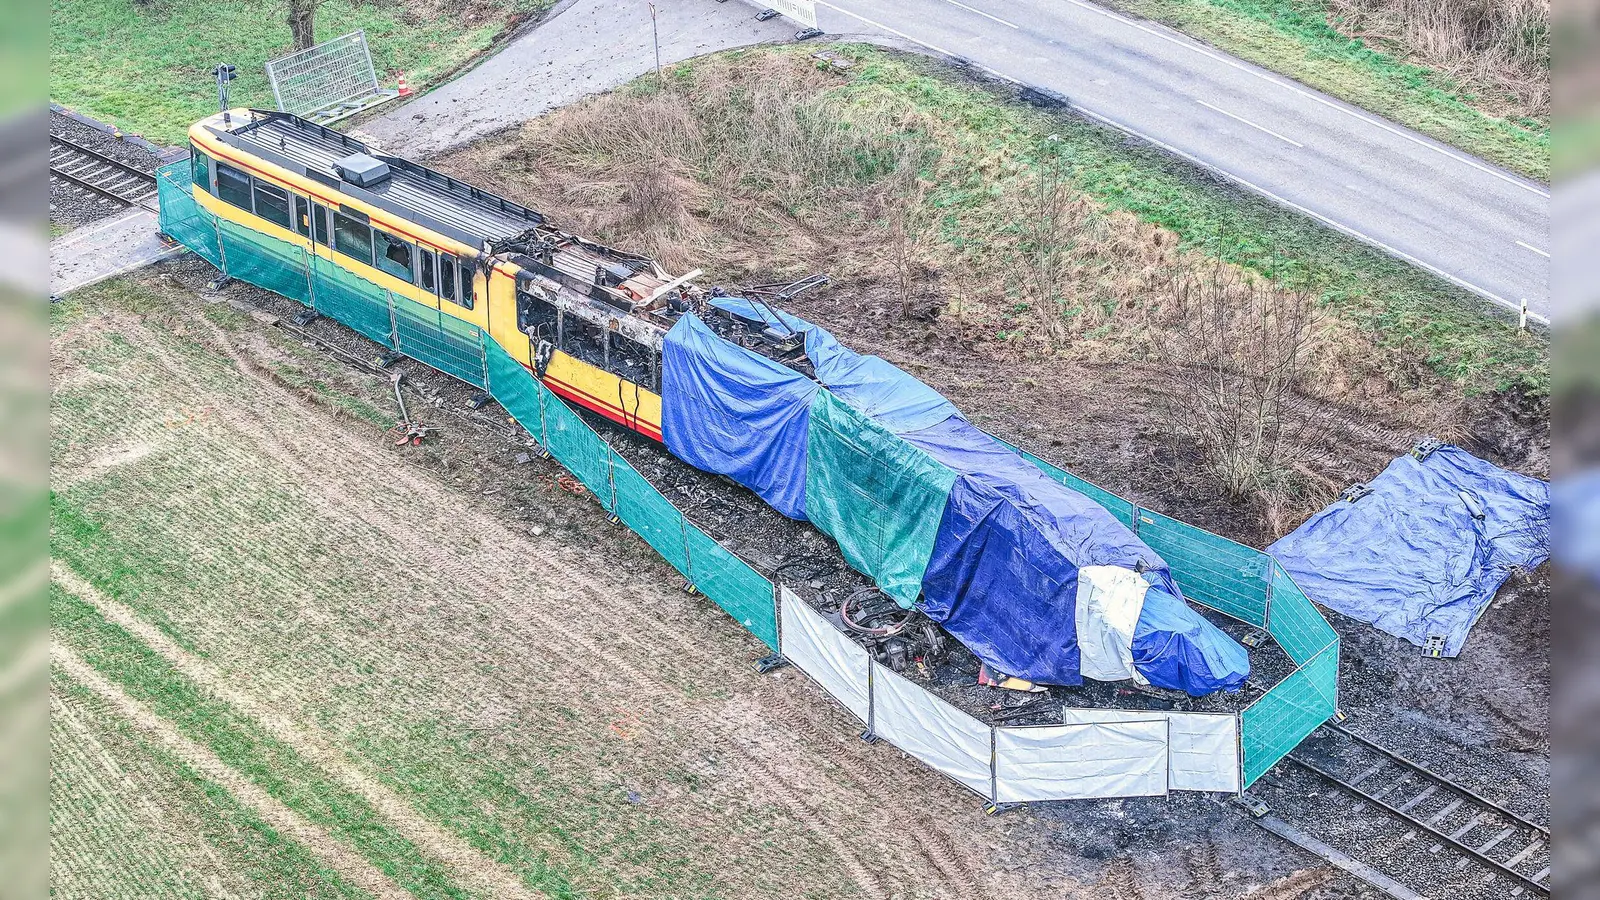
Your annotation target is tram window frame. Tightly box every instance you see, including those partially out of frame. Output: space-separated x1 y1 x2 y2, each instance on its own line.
293 196 312 239
460 266 475 311
190 147 212 195
374 229 413 283
312 202 330 245
418 247 437 295
252 181 292 230
332 211 374 266
215 163 252 212
439 254 458 304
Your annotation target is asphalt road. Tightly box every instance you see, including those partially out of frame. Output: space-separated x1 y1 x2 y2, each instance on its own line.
798 0 1551 321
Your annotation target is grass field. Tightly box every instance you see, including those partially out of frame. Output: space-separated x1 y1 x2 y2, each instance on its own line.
49 273 1097 899
1105 0 1548 180
50 0 549 145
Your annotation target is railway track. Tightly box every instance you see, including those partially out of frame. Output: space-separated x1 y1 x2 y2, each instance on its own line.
1282 723 1549 897
50 135 158 208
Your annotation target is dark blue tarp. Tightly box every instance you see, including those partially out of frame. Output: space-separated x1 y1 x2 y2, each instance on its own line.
661 314 818 519
904 415 1249 694
1133 584 1252 696
804 326 959 434
1268 445 1549 657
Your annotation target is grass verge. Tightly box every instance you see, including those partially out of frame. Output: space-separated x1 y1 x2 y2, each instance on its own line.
1104 0 1547 180
50 0 549 145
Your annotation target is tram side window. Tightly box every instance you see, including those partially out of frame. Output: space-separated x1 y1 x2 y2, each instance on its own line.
439 254 458 304
215 163 252 212
253 182 292 229
312 203 330 245
190 148 211 195
332 212 373 266
418 248 437 294
294 196 312 238
461 269 475 310
374 229 413 282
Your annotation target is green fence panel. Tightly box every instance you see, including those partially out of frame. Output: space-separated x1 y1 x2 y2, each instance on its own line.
1136 508 1270 627
613 461 690 572
485 341 544 440
155 164 222 267
804 391 957 607
216 220 314 307
1241 641 1339 786
686 525 778 650
1267 563 1339 666
542 399 615 509
392 295 485 388
1003 442 1138 529
309 255 395 348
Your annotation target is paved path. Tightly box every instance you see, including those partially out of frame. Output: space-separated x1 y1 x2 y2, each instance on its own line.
368 0 1550 320
50 207 183 297
362 0 794 158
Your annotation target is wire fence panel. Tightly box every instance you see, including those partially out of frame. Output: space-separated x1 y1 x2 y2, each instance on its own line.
1267 562 1339 666
392 296 485 388
542 400 615 509
215 220 314 306
265 31 389 122
1137 508 1270 627
484 341 543 440
779 588 871 722
872 664 994 798
1166 713 1241 793
612 462 690 573
1240 641 1339 786
994 721 1169 802
310 255 395 348
686 526 778 651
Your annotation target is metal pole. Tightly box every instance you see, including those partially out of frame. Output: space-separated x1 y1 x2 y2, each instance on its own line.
649 3 663 86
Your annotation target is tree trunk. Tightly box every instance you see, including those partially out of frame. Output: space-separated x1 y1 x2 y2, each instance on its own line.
288 0 316 51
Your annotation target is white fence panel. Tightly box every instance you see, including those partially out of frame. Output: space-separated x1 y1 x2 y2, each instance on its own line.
1167 713 1240 793
872 666 992 797
994 720 1168 802
778 588 870 723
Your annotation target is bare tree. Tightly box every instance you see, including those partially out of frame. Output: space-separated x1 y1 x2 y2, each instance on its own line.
1155 263 1321 502
886 142 933 319
288 0 320 51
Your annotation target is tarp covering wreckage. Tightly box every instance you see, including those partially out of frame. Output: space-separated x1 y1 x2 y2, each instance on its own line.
662 302 1250 696
1268 444 1549 657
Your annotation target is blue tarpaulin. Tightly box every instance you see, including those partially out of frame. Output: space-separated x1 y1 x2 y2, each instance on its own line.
904 415 1248 694
1268 445 1549 657
661 314 817 519
803 327 959 434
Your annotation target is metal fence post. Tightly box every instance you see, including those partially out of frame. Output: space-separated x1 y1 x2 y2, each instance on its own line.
386 292 400 351
1263 561 1275 632
988 727 998 803
477 330 491 394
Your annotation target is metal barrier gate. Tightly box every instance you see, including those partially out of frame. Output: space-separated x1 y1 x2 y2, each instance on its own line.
265 31 398 124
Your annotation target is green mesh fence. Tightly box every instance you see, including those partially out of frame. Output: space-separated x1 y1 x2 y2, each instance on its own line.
392 296 486 389
1137 509 1270 628
310 254 394 348
156 164 221 267
804 391 957 607
686 526 780 650
613 462 690 572
1268 563 1338 666
1241 641 1339 785
216 219 315 307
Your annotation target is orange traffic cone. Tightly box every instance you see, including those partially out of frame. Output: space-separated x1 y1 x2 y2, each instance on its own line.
397 72 412 97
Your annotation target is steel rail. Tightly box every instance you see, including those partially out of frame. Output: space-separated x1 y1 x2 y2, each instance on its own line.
1286 751 1549 896
50 136 158 206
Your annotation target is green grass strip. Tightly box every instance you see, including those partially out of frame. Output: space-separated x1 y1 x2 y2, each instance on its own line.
51 582 480 900
54 672 378 900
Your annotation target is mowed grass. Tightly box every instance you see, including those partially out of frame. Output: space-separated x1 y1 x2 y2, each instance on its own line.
1105 0 1548 180
49 276 872 900
51 0 548 145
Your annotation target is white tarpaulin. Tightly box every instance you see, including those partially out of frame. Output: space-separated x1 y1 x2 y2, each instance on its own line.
779 588 871 723
872 666 993 797
994 719 1168 802
1075 565 1150 683
1166 713 1240 793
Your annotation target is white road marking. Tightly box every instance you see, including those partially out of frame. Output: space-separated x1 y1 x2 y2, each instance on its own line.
938 0 1019 28
1196 100 1303 147
1050 0 1550 199
815 0 1548 323
1516 240 1549 258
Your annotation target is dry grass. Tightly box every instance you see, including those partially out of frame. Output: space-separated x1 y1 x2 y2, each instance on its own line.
1328 0 1550 118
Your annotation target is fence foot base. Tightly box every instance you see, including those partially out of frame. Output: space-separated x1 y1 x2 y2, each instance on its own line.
983 802 1026 816
754 654 789 675
859 730 878 744
607 512 620 525
206 275 233 292
291 307 320 326
1232 794 1271 818
467 391 492 410
375 349 403 368
682 581 699 596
